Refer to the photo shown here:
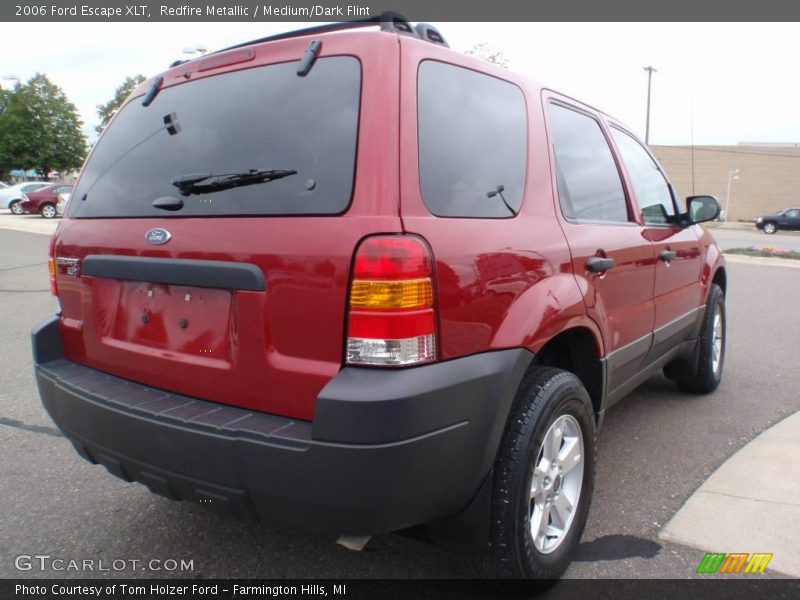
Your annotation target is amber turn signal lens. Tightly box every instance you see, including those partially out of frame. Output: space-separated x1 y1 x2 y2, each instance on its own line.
349 278 433 310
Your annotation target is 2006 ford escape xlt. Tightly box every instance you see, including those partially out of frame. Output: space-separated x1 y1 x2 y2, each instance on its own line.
32 16 727 579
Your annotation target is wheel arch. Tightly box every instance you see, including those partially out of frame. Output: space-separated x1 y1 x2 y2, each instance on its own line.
712 265 727 295
530 326 605 422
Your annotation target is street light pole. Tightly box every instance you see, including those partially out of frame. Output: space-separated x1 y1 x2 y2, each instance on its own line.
725 169 739 223
643 66 657 144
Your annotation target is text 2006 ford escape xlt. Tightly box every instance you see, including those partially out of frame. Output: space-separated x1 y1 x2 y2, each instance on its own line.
32 18 727 579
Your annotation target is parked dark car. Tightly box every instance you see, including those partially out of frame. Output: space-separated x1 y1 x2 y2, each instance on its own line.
20 184 73 218
755 207 800 234
32 18 727 580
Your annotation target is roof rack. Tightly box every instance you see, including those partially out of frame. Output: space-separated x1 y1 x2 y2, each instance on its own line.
209 11 448 56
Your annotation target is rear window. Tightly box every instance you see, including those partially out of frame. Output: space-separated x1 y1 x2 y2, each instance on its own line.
417 61 527 218
70 56 361 218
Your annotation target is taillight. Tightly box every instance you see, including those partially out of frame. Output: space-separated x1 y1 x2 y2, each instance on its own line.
47 233 57 296
346 235 437 366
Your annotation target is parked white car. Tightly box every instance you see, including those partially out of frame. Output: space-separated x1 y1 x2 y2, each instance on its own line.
1 182 50 214
56 192 71 217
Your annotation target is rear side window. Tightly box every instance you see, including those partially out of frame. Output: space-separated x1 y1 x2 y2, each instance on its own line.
417 61 527 218
610 127 675 224
548 104 629 223
70 57 361 218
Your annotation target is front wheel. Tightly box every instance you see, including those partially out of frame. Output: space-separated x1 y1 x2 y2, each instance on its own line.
40 203 57 219
476 367 596 579
665 283 726 393
763 222 777 234
9 200 23 215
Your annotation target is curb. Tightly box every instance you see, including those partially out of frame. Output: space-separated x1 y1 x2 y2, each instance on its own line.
722 253 800 269
660 410 800 577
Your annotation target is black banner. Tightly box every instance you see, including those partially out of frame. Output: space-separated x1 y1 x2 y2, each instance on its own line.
3 579 800 600
4 0 800 22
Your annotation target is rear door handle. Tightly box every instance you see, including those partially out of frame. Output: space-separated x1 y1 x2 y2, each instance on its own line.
586 256 615 272
660 250 677 262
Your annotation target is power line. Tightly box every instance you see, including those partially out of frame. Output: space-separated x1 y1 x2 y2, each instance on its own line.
652 145 800 160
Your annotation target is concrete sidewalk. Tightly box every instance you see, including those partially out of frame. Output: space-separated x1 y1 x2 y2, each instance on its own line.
661 410 800 577
703 221 754 231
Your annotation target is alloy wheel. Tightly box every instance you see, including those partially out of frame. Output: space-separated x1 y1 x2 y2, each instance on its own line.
529 414 584 554
711 305 724 374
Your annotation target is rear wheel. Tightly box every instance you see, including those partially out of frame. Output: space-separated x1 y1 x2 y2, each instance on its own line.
9 200 23 215
763 222 777 234
40 203 57 219
476 367 596 580
39 203 56 219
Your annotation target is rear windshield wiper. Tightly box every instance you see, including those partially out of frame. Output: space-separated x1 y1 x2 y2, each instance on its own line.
171 169 297 196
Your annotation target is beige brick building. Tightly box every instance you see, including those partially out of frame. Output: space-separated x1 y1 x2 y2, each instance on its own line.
650 144 800 221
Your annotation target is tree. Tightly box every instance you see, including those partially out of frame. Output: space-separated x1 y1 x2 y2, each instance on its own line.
465 42 510 69
96 75 145 133
0 73 87 179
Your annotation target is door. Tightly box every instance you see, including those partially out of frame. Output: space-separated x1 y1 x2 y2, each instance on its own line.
545 99 656 395
608 125 703 360
780 208 800 230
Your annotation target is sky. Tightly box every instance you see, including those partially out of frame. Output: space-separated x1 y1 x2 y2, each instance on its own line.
1 22 798 146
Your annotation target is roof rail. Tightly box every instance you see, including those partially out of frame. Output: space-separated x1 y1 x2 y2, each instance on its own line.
206 11 448 57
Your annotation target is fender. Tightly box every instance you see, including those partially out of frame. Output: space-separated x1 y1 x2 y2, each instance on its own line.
490 273 604 356
699 226 726 299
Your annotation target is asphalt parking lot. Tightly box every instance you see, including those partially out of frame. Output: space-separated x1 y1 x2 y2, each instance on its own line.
1 225 798 580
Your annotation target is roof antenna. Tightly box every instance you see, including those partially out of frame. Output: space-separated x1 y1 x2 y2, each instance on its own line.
297 40 322 77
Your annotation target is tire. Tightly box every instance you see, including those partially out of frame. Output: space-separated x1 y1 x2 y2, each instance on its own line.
9 200 23 215
666 283 726 394
40 203 57 219
763 222 777 234
476 367 596 580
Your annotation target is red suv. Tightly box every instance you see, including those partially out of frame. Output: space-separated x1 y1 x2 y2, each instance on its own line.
33 18 727 579
20 184 73 218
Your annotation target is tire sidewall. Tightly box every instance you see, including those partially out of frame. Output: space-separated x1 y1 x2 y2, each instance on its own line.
40 203 56 218
705 287 726 386
9 200 22 214
513 377 595 578
764 223 777 234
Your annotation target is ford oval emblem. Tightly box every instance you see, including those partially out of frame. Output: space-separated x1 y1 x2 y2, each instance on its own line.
145 228 172 245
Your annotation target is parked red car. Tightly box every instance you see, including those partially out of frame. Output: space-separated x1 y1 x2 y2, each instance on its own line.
32 17 727 580
20 184 73 218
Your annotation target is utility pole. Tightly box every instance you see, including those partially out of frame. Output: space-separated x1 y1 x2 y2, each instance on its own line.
643 66 657 144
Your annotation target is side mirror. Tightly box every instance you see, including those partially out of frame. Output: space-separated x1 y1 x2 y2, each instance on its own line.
685 195 721 224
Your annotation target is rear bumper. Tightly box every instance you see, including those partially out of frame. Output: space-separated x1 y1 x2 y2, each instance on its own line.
33 316 532 535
